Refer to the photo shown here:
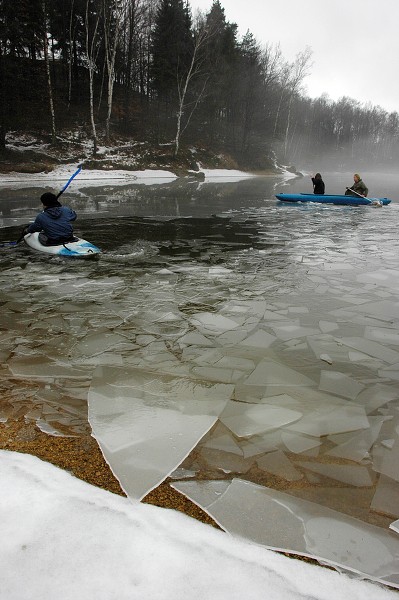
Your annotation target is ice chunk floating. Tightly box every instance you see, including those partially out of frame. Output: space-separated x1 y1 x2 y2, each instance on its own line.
3 176 399 590
172 478 399 589
88 366 233 499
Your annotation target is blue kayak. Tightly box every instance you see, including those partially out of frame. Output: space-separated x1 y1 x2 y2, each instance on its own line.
275 193 391 206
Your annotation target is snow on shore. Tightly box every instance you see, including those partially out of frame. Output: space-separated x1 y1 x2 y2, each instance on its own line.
0 450 395 600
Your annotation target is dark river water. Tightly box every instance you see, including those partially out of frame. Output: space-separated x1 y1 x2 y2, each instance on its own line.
1 171 399 586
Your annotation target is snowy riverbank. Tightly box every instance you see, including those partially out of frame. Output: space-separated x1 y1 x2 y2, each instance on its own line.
1 450 396 600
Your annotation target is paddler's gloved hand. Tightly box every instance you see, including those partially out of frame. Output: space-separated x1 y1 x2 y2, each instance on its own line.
16 226 30 244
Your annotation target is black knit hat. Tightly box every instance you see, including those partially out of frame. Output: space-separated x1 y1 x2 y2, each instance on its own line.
41 192 61 207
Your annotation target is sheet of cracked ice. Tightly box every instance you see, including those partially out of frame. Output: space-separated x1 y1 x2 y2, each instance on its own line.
2 178 399 582
88 365 233 499
172 478 399 588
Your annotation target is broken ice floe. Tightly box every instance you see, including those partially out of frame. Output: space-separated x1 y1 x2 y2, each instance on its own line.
2 192 399 589
88 365 233 499
390 519 399 534
219 399 302 437
172 478 399 589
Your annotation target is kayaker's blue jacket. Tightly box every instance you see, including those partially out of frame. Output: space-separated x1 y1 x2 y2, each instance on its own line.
27 205 77 241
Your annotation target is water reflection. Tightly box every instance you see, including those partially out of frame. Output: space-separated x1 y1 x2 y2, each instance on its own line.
0 176 275 227
1 175 399 587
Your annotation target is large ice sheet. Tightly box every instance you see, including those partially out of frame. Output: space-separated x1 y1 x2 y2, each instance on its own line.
244 359 316 387
390 520 399 534
325 417 386 461
240 329 277 348
189 312 241 334
307 334 351 362
364 326 399 346
8 356 90 380
172 478 399 589
269 320 320 341
372 438 399 482
285 403 370 437
297 461 374 487
256 450 303 481
319 370 365 400
371 475 399 518
88 366 233 500
354 384 398 413
281 431 322 454
354 301 399 320
219 399 302 437
357 269 399 290
69 332 135 357
338 337 399 364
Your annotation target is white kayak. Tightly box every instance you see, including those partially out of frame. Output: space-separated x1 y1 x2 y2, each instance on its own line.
24 232 101 257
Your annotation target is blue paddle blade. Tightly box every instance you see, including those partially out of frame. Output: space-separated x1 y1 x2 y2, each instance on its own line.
57 166 82 196
0 240 19 248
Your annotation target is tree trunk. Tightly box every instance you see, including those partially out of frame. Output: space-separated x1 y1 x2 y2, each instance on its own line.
89 69 98 154
173 19 214 157
103 0 127 141
42 0 56 144
0 45 7 149
67 0 75 108
85 0 99 155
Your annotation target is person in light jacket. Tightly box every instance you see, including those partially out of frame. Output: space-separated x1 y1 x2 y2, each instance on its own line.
311 173 325 195
24 192 77 245
345 173 368 197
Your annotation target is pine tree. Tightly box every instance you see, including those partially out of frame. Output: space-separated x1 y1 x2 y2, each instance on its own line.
48 0 88 106
199 0 239 146
151 0 193 103
0 0 43 58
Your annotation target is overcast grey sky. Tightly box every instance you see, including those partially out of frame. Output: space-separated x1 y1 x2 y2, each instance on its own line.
190 0 399 113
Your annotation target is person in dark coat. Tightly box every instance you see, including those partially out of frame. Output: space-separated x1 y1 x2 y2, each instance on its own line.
345 173 369 197
24 192 77 245
311 173 325 195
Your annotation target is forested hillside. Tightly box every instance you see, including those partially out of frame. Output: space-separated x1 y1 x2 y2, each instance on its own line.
0 0 398 171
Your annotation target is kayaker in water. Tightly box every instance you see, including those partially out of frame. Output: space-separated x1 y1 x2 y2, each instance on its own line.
311 173 325 195
23 192 77 246
345 173 369 197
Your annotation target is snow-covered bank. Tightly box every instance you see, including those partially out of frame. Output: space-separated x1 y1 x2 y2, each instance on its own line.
0 165 179 187
0 164 298 188
0 450 395 600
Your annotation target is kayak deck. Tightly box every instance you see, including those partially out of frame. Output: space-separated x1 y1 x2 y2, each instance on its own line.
24 232 101 257
275 193 391 206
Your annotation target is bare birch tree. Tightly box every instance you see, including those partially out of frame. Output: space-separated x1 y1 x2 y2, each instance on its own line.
283 46 313 160
103 0 128 140
173 14 217 157
67 0 76 108
84 0 100 154
42 0 56 143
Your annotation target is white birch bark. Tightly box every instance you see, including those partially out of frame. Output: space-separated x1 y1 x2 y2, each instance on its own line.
42 0 56 143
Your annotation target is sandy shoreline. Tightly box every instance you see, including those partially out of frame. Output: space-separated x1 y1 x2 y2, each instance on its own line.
0 415 219 528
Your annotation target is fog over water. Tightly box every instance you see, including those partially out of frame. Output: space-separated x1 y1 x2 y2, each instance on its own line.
1 172 399 588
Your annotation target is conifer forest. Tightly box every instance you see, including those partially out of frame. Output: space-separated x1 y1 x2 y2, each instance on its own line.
0 0 398 170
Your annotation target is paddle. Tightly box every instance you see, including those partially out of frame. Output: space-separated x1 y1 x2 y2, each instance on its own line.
345 187 384 206
56 165 82 199
1 166 82 248
345 187 372 202
0 240 19 248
